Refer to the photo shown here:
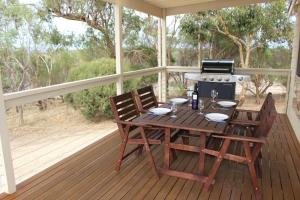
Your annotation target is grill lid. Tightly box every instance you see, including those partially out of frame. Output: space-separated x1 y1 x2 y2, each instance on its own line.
201 59 234 74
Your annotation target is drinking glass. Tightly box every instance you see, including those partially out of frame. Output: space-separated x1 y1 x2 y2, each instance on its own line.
171 102 177 118
198 99 205 115
187 90 192 106
211 89 218 102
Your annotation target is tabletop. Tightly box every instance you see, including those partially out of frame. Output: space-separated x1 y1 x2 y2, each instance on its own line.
133 98 238 134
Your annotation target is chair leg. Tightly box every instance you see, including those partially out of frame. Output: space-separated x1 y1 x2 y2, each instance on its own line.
254 158 262 178
135 144 144 157
140 128 159 178
170 149 177 163
248 162 262 200
243 141 262 200
182 136 190 145
204 138 231 190
115 138 128 172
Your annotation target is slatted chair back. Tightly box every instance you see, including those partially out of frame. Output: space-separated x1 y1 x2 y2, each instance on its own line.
110 92 140 138
135 86 158 112
256 93 273 120
254 95 277 138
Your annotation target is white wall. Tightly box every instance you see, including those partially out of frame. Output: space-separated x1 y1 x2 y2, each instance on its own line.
287 4 300 142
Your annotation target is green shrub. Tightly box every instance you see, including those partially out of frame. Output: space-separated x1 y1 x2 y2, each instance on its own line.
66 58 116 120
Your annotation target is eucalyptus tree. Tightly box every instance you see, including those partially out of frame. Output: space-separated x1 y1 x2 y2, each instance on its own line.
179 0 293 103
179 12 214 67
43 0 116 58
213 0 292 103
0 0 42 124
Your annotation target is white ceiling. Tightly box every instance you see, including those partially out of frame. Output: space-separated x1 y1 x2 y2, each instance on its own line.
107 0 271 17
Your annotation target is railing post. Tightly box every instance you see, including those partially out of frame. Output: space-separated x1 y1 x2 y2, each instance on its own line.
0 76 16 193
114 0 124 95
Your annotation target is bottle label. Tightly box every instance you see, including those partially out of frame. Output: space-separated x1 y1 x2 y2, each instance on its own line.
192 94 198 100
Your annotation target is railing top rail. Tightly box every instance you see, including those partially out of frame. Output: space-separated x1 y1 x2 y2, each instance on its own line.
3 67 165 108
166 66 291 75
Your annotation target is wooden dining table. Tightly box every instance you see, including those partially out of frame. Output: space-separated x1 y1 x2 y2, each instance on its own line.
133 98 238 187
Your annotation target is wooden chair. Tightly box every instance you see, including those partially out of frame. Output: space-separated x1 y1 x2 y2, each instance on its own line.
230 93 273 129
134 85 160 113
110 91 164 178
134 86 181 156
204 95 277 200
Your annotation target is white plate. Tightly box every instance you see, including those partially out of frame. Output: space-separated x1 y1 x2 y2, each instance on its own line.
205 113 229 122
170 98 189 104
217 101 237 108
149 108 171 115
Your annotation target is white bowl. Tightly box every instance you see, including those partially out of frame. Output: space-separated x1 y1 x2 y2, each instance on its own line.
149 108 171 115
170 98 189 104
217 101 237 108
205 113 229 122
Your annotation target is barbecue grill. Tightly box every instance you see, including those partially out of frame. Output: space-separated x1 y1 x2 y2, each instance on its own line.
185 59 250 82
185 59 250 100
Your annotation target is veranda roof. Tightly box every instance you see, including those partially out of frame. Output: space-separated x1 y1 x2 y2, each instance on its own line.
106 0 270 17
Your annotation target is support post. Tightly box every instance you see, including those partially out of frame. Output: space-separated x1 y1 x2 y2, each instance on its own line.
158 19 163 101
288 4 300 113
0 76 16 193
115 0 124 95
161 9 167 101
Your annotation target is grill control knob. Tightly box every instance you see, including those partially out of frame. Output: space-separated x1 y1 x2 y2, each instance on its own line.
238 77 243 81
210 78 214 81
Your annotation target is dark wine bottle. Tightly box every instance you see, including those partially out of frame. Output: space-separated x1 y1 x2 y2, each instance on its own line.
192 83 198 110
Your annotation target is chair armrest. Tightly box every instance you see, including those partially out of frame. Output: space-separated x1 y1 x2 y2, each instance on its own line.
212 134 266 144
113 119 163 130
235 109 259 113
113 119 147 127
229 119 260 126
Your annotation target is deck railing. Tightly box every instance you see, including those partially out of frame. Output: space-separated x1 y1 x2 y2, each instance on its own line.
0 65 292 194
3 66 290 110
166 66 291 113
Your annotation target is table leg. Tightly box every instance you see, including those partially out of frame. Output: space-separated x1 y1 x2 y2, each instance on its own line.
164 127 171 169
199 133 206 175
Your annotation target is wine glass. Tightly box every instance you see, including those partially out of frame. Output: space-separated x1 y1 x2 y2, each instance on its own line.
211 89 218 102
198 99 205 115
170 102 177 118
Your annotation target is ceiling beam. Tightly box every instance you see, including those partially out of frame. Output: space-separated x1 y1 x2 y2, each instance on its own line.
105 0 163 18
166 0 272 16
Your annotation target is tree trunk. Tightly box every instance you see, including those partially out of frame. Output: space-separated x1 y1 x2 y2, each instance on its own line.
104 33 115 58
254 75 261 104
198 40 203 68
167 48 172 66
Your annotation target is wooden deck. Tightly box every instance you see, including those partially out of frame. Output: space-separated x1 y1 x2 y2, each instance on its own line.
0 114 299 200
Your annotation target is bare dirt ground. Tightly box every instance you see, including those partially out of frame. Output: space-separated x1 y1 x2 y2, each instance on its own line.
5 101 117 184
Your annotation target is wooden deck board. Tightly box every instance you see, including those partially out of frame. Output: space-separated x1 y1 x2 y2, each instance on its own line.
0 114 299 200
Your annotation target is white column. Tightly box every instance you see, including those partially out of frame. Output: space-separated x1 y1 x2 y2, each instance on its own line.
114 0 124 95
287 3 300 141
0 76 16 193
161 9 167 101
288 4 300 111
158 19 163 101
